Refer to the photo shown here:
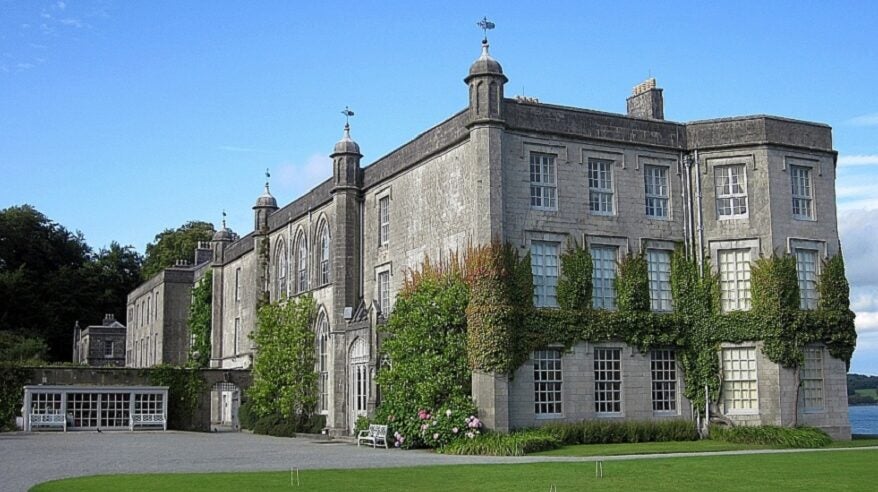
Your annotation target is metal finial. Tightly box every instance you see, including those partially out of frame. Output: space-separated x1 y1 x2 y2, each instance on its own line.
341 106 355 127
477 16 495 44
222 209 227 229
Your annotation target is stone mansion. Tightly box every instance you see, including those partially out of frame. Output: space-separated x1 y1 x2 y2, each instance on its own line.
126 39 850 438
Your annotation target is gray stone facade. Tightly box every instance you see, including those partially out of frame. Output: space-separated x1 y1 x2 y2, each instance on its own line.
72 314 126 367
126 245 211 368
129 39 850 439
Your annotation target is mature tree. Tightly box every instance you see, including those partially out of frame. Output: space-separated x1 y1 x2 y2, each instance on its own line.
0 205 142 361
142 221 215 279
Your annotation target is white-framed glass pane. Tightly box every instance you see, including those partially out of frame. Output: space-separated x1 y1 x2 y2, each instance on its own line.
801 346 824 411
594 348 622 414
651 349 677 413
530 153 558 210
715 165 748 218
531 241 559 307
378 271 391 315
591 246 617 309
790 165 813 219
647 249 672 311
378 197 390 246
644 165 669 218
795 249 819 310
533 349 563 416
589 159 614 214
719 249 751 311
721 347 758 413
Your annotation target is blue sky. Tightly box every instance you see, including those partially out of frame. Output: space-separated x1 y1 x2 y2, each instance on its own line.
2 1 877 373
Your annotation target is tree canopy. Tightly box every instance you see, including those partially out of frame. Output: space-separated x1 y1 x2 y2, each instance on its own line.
0 205 142 361
141 221 215 279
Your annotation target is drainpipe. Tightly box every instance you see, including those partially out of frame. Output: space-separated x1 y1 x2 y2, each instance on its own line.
681 152 690 257
694 149 705 276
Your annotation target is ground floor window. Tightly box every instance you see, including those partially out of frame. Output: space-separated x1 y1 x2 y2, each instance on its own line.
594 348 622 414
721 347 758 413
650 349 677 413
801 346 824 411
533 349 562 416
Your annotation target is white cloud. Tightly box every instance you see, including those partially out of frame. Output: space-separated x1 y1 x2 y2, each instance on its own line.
276 154 331 197
56 1 66 10
59 18 84 28
857 312 878 334
839 209 878 286
838 154 878 167
847 113 878 127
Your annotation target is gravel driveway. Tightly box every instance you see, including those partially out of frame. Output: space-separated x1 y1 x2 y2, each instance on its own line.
0 431 582 491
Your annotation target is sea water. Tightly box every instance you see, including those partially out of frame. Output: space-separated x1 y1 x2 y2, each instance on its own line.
848 405 878 435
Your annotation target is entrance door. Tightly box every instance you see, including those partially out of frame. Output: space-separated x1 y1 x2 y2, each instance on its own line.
349 338 370 431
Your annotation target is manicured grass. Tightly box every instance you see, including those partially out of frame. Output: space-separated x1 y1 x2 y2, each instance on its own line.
32 449 878 491
532 439 771 456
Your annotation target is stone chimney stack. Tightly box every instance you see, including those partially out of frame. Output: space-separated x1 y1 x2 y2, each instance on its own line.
103 313 115 325
194 241 213 265
626 78 664 120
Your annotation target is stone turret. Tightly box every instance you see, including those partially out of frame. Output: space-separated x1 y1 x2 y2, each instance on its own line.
465 39 508 126
253 181 278 233
331 122 362 190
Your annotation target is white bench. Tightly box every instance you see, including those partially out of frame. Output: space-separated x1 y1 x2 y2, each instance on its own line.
130 413 167 431
357 424 389 448
29 413 66 431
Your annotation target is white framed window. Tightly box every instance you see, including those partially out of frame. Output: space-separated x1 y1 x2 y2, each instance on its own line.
530 152 557 210
715 164 748 218
533 349 562 416
377 270 391 315
651 349 677 413
594 348 622 414
319 224 330 285
795 249 819 310
531 241 559 307
790 165 813 220
721 347 758 414
275 240 287 299
235 268 241 302
296 233 308 293
588 159 614 215
233 318 240 355
317 313 330 414
104 340 114 358
719 249 751 311
378 196 390 247
591 245 617 309
644 165 669 218
647 249 672 311
801 346 824 412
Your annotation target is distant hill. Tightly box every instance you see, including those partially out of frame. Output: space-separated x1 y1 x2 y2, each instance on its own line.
848 373 878 405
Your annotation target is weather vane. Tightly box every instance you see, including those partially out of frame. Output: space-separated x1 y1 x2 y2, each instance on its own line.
222 209 227 229
341 106 355 126
477 16 495 44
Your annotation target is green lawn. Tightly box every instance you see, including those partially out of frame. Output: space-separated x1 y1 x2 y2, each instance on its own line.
533 436 878 457
32 449 878 492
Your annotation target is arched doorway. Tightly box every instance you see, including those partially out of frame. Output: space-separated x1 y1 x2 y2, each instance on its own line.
349 337 369 432
210 382 240 431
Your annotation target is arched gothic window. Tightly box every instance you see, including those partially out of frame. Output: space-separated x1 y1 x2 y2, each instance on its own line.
317 313 330 414
296 232 308 293
275 239 287 300
319 223 330 285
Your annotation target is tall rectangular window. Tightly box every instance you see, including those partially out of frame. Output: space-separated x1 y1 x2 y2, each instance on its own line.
591 246 617 309
791 165 813 219
721 347 758 413
529 153 557 210
233 318 240 355
104 341 114 358
801 346 824 411
377 271 391 315
378 196 390 247
796 249 819 310
719 249 751 311
531 241 559 307
651 349 677 413
588 159 614 214
715 164 748 218
647 249 672 311
235 268 241 302
644 165 669 218
594 348 622 414
533 349 562 416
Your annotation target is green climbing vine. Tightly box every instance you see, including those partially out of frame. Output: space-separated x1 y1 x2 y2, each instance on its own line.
617 252 650 313
556 241 592 311
187 270 212 368
146 365 205 430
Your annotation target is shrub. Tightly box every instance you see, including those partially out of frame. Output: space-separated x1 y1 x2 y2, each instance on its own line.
441 430 561 456
251 413 326 437
238 400 256 430
539 419 698 445
710 425 831 448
